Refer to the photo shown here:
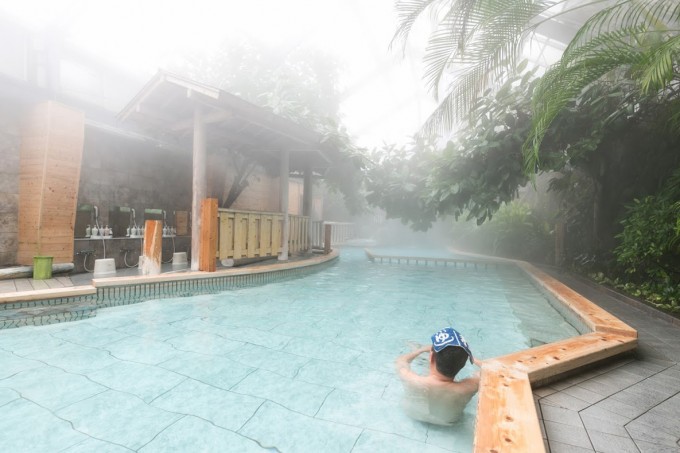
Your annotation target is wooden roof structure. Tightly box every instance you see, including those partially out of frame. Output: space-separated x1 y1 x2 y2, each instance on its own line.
118 70 337 171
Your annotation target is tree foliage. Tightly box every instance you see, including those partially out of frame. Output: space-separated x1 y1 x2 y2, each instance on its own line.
365 69 537 229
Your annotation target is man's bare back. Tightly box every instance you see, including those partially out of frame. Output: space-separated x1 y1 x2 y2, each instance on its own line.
396 330 481 425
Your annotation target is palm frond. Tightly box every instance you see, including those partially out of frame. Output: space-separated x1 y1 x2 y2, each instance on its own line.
419 0 546 126
390 0 448 53
565 0 680 54
524 26 654 172
635 34 680 93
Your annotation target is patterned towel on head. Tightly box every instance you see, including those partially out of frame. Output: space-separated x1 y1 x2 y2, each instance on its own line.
431 327 474 364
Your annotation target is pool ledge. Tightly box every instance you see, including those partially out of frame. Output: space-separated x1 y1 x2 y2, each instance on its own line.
0 251 338 307
473 261 637 453
91 250 339 287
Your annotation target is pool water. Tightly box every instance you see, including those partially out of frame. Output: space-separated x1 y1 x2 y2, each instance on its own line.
0 247 579 452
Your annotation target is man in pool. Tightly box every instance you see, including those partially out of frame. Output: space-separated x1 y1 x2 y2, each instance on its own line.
395 327 481 425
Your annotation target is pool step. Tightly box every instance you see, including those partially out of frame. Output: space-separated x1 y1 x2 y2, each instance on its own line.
0 299 98 329
364 249 504 269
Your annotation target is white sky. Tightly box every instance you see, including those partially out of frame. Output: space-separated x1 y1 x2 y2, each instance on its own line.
0 0 437 149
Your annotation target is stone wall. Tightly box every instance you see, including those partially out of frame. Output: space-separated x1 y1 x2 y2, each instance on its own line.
0 107 20 266
77 127 193 234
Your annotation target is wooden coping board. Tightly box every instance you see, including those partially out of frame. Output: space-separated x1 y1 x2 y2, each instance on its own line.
473 262 637 453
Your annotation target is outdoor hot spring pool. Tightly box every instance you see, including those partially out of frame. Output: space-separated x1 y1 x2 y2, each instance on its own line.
0 247 579 452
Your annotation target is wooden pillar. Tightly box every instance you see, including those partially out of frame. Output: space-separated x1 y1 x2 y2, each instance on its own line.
302 164 313 252
140 220 162 275
17 101 84 265
199 198 218 272
555 218 565 267
302 164 313 218
278 149 290 261
191 105 207 271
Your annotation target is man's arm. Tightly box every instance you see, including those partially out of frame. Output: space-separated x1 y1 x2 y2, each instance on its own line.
395 345 430 381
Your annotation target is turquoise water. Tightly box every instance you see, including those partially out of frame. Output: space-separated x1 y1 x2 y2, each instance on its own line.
0 248 579 452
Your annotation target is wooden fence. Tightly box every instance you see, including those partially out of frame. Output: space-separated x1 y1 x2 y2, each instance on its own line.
217 209 309 260
311 221 355 248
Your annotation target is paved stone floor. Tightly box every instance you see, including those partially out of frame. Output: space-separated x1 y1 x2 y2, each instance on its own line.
536 269 680 453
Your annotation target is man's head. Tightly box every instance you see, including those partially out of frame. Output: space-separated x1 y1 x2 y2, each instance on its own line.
430 327 474 379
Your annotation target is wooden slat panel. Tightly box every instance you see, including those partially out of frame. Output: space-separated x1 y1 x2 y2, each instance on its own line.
260 216 272 256
272 214 282 255
247 213 257 258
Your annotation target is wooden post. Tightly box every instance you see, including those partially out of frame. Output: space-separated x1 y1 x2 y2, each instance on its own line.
191 105 207 271
302 164 313 252
279 149 290 261
199 198 218 272
324 223 332 255
555 218 565 267
140 220 162 275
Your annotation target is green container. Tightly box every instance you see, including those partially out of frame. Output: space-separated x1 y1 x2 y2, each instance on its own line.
33 256 54 280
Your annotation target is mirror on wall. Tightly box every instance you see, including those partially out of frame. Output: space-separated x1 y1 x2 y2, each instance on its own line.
74 204 94 238
108 206 139 238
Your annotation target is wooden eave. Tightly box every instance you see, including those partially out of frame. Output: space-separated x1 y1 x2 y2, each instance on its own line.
118 70 335 171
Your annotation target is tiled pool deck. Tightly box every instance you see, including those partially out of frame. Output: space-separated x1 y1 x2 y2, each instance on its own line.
534 268 680 453
0 260 680 453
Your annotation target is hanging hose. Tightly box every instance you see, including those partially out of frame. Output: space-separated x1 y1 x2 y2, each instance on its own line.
161 236 176 264
82 252 94 273
123 249 138 268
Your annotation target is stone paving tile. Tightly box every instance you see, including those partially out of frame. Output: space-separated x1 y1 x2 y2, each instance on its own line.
634 409 680 439
158 351 255 391
589 430 640 453
610 386 673 411
103 335 180 365
139 416 266 453
561 384 608 404
225 343 311 379
283 336 362 364
231 368 332 416
593 396 648 419
151 378 263 431
634 439 680 453
544 420 593 450
316 389 429 442
352 430 454 453
295 358 391 397
577 377 626 398
1 365 107 411
57 389 182 451
541 390 591 411
533 385 559 398
0 280 16 292
23 341 118 374
0 387 19 406
627 419 680 449
165 331 245 356
50 322 130 348
0 349 44 379
239 401 362 453
579 405 631 437
540 403 584 427
548 439 595 452
27 279 48 290
13 279 33 291
0 398 88 451
62 437 131 452
87 361 186 403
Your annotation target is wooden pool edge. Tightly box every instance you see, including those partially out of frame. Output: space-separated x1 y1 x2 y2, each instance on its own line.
473 261 637 453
